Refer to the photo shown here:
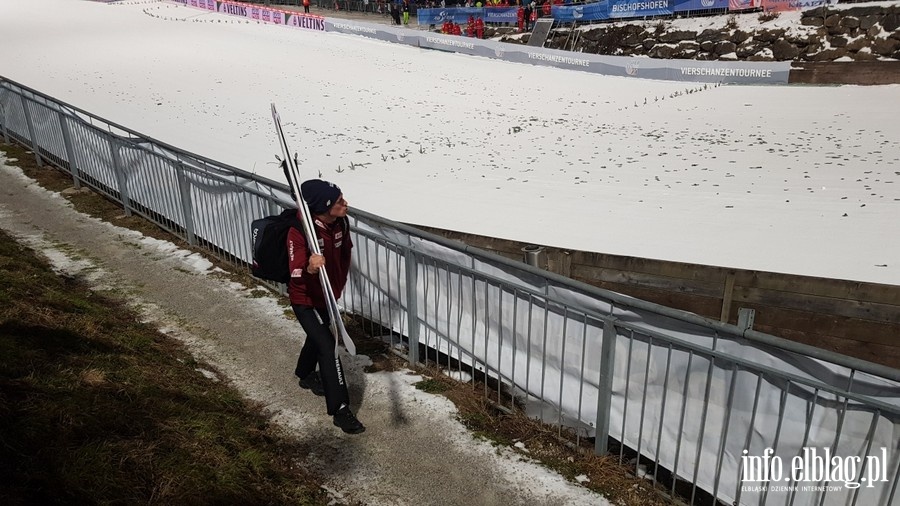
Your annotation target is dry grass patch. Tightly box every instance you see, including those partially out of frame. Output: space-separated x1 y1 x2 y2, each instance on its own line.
425 369 671 506
0 228 328 505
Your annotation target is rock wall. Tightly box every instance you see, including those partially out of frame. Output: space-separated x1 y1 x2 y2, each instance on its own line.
499 4 900 62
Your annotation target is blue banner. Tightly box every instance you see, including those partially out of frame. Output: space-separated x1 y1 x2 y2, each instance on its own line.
417 7 484 25
483 7 520 23
607 0 672 18
673 0 729 10
552 1 609 22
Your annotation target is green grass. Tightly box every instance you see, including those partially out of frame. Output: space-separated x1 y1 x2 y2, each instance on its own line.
413 378 449 394
0 229 327 506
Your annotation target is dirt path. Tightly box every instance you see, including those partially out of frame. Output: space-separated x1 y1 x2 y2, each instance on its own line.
0 154 608 506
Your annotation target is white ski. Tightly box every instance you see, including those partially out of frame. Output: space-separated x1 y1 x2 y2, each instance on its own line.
271 103 356 356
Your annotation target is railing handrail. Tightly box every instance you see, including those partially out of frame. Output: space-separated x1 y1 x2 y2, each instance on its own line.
2 77 282 191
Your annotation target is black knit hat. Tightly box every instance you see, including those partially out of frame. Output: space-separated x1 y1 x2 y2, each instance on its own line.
300 179 342 215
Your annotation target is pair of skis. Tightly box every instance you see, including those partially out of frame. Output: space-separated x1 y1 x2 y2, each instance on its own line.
271 103 356 356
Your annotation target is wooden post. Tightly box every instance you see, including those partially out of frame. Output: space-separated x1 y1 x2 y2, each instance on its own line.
720 272 736 323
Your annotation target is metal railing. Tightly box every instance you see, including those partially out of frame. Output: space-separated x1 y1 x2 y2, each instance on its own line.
2 76 899 506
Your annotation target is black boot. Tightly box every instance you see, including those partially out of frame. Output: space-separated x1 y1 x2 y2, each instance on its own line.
333 404 365 434
298 371 325 396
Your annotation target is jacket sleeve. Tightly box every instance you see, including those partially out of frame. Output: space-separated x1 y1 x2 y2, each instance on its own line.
287 226 310 280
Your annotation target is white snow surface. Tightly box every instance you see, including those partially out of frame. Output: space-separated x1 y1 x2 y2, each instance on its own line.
1 0 899 285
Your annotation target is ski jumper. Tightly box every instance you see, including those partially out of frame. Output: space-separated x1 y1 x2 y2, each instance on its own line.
287 215 353 415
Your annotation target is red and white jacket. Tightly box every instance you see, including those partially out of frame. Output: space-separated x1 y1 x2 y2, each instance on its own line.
286 215 352 308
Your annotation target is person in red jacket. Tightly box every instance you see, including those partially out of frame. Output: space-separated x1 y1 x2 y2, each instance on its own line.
475 16 484 38
287 179 365 434
517 4 524 32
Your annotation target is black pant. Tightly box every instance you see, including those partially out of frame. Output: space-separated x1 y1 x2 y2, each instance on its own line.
292 305 349 415
303 5 310 13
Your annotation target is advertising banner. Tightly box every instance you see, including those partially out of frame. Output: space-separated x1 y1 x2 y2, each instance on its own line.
552 1 610 22
418 33 482 55
608 0 673 19
416 7 484 25
218 1 249 17
760 0 836 11
483 7 519 23
327 20 388 38
262 8 286 24
672 0 729 12
198 1 289 25
760 0 796 11
287 13 327 30
728 0 761 10
787 0 838 8
416 7 518 24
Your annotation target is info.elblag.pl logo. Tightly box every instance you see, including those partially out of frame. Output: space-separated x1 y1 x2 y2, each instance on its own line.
741 447 890 492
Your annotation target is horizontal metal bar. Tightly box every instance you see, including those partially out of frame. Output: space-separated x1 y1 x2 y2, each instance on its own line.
1 77 280 189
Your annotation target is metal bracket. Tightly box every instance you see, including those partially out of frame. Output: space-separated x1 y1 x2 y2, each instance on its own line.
737 308 756 332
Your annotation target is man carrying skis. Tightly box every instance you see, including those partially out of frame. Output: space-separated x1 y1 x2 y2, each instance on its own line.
287 179 365 434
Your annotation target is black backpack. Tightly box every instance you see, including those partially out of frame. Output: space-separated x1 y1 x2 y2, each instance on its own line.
250 208 302 283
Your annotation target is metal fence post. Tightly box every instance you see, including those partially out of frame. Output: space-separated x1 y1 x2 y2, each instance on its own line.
58 113 81 189
594 320 617 455
1 100 9 144
267 196 282 216
20 94 42 167
108 134 132 216
175 161 196 246
522 244 544 267
405 247 420 365
738 308 756 332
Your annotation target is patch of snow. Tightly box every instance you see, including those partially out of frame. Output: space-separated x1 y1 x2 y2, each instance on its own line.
443 369 474 382
636 464 649 479
138 236 215 273
196 367 219 381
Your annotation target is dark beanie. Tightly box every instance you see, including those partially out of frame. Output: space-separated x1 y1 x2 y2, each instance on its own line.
301 179 342 215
